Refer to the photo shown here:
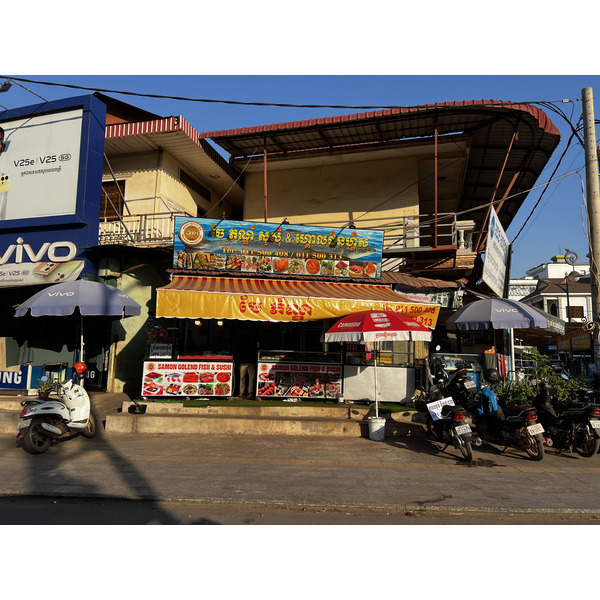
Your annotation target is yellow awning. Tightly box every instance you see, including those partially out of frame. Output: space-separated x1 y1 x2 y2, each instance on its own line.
157 276 440 327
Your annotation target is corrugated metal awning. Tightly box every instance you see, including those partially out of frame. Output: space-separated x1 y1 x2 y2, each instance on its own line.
156 276 440 326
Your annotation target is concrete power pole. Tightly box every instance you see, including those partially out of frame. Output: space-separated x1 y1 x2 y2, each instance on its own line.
582 87 600 372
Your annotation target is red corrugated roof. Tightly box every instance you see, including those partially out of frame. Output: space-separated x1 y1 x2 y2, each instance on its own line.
200 100 560 141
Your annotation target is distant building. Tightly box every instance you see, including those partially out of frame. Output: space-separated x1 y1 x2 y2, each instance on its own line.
509 254 593 376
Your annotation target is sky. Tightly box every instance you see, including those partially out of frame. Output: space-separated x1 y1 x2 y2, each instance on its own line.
2 73 597 279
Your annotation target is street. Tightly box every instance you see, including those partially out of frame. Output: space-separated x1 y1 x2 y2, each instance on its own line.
3 429 600 519
1 496 600 525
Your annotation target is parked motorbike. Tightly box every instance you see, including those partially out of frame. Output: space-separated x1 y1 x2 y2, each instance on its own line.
475 378 547 460
16 362 96 454
444 364 479 413
411 358 481 462
424 398 481 461
534 382 600 458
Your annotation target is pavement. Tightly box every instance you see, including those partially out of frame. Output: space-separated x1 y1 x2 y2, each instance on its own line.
2 424 600 515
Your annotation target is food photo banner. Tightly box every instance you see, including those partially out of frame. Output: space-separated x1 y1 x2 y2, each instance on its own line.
142 360 233 398
173 217 384 280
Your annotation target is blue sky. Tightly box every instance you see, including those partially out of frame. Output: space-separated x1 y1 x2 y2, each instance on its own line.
1 74 598 279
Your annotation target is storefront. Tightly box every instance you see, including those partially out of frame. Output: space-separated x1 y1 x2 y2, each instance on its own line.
0 95 111 393
143 217 441 404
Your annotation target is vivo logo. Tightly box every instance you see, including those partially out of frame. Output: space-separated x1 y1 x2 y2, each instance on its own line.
0 237 77 265
494 308 518 313
48 292 75 297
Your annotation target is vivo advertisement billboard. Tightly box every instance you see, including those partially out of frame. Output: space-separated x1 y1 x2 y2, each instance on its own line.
0 95 106 287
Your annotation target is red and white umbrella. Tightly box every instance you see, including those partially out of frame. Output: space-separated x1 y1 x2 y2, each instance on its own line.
324 310 432 419
324 310 432 344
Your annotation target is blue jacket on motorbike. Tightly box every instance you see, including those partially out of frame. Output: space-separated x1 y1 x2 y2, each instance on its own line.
477 385 500 416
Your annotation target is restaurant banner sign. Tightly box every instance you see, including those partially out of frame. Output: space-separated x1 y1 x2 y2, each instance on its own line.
173 217 384 280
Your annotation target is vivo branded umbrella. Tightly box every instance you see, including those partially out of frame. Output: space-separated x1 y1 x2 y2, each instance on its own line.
324 310 432 418
15 279 142 361
445 298 548 331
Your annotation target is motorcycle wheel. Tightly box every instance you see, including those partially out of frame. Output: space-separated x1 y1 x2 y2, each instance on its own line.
523 433 545 461
81 412 97 439
457 439 473 462
573 424 600 458
22 418 53 454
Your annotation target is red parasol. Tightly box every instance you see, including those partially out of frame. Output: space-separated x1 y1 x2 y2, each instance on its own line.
324 310 432 343
324 310 432 419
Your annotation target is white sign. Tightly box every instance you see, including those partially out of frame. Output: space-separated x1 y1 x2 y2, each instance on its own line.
149 343 173 359
426 397 455 421
0 109 83 221
481 207 510 297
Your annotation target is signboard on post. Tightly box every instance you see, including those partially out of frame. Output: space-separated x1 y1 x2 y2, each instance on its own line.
481 207 510 297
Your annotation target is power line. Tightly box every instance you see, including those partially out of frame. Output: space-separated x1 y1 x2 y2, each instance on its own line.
0 75 581 111
511 128 580 244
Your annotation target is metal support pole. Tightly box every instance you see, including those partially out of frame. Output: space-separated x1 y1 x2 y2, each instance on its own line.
582 87 600 372
263 141 268 223
565 273 574 370
434 125 438 248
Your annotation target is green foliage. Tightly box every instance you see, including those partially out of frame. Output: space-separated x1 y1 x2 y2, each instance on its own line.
498 348 585 405
37 376 52 392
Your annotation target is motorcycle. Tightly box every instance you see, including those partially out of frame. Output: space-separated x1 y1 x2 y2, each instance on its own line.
16 362 96 454
534 382 600 458
444 363 479 413
412 358 481 462
474 386 547 460
424 397 481 462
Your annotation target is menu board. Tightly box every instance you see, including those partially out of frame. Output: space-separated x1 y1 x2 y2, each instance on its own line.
256 361 342 399
142 360 233 398
173 217 384 280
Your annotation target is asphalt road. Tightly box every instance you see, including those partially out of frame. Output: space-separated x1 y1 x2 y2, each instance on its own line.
3 429 600 518
1 496 600 525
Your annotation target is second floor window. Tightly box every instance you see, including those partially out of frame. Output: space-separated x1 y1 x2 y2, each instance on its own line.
101 180 125 220
567 306 584 320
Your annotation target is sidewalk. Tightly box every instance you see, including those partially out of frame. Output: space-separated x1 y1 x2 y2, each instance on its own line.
2 427 600 515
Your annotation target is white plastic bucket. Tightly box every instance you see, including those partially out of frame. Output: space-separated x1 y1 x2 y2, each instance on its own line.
368 417 386 441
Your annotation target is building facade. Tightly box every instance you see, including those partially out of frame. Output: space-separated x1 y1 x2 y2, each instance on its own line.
0 92 561 397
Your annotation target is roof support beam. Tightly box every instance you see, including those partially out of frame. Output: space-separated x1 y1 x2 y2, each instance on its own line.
474 121 520 252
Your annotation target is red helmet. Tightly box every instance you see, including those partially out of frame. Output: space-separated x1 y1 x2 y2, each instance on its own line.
73 362 88 374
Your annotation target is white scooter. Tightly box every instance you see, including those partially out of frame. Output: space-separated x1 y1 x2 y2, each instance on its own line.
16 362 96 454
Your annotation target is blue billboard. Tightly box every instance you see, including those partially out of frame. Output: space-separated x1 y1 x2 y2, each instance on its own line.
0 95 106 287
173 217 384 279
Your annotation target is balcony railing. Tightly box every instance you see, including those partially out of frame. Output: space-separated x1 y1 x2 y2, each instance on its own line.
98 212 191 246
98 211 478 254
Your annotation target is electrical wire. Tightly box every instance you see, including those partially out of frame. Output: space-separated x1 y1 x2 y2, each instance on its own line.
510 127 580 244
0 75 583 112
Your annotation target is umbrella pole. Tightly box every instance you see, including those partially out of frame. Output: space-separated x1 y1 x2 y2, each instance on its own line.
374 343 379 419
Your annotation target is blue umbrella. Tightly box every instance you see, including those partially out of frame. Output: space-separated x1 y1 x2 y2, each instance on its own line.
15 280 141 317
15 280 142 363
446 298 548 331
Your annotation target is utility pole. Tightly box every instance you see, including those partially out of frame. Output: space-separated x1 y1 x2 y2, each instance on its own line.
582 87 600 373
